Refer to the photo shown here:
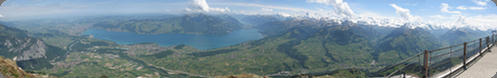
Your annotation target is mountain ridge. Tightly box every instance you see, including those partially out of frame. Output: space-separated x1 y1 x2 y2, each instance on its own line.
93 13 243 35
0 24 66 70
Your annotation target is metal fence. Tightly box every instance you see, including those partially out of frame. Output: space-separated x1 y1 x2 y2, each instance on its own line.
385 34 497 78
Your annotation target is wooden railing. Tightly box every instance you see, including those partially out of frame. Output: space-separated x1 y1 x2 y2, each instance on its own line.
385 33 497 78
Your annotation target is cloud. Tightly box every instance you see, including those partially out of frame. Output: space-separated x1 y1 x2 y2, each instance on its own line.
390 4 419 22
210 7 230 12
464 14 497 29
454 0 487 11
277 12 292 17
306 0 355 17
217 3 309 12
214 2 313 17
191 0 209 12
456 6 486 10
424 14 497 31
440 3 461 14
473 0 488 6
261 8 273 12
187 0 230 12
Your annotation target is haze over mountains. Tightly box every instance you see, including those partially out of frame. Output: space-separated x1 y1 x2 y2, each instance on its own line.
0 0 495 77
0 12 492 77
93 14 243 35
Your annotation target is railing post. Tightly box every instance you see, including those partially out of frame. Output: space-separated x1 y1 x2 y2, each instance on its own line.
487 37 490 47
424 50 429 78
492 34 497 44
463 42 467 70
480 38 482 54
490 35 494 44
487 37 491 52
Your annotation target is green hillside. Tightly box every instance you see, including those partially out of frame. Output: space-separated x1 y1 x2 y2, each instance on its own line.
0 15 488 77
133 25 376 76
125 19 454 77
375 27 441 64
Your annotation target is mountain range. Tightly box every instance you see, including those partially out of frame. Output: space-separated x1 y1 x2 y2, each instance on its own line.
92 13 243 35
0 13 492 77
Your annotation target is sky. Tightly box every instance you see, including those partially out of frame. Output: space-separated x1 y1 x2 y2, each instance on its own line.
0 0 496 30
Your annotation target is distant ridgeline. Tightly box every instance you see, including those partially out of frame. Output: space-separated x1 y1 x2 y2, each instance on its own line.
92 13 243 35
136 18 491 77
0 13 492 77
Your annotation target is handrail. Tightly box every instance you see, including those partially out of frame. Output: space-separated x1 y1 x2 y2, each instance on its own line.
385 33 497 78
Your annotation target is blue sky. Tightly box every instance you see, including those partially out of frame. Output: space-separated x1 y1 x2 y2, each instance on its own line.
0 0 496 30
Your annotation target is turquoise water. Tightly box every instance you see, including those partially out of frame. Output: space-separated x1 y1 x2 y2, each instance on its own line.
82 29 263 50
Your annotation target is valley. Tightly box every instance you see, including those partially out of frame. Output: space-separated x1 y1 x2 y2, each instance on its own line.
0 0 496 77
0 14 492 77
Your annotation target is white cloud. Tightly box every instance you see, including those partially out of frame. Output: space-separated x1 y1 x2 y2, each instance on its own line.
277 12 292 17
261 8 273 12
440 3 461 14
390 4 419 22
213 2 315 17
422 15 451 28
464 14 497 30
218 1 497 31
424 14 497 31
187 0 230 13
456 6 467 10
210 7 230 12
191 0 209 12
306 0 355 17
473 0 488 6
216 3 309 12
454 0 488 11
456 6 486 10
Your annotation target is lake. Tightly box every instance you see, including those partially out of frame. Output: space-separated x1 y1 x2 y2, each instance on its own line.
81 29 264 50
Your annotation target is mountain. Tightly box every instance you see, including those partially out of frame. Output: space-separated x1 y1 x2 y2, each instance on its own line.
136 25 376 76
374 26 442 64
0 56 35 78
441 28 490 45
93 13 243 35
131 19 406 76
256 19 330 36
1 14 492 77
131 18 482 77
0 24 66 70
234 15 288 27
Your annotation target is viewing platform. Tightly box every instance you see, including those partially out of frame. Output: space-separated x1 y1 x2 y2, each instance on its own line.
457 46 497 78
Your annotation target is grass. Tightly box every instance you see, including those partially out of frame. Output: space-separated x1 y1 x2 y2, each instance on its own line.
0 56 34 78
45 52 160 78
